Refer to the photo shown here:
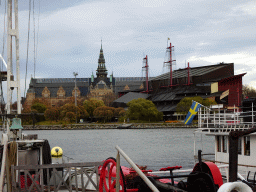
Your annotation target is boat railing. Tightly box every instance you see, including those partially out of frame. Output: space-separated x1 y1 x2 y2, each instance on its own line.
198 106 256 129
0 133 8 192
11 161 103 192
115 145 160 192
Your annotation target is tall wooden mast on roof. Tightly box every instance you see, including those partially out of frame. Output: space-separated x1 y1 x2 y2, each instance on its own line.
164 42 176 87
142 55 149 93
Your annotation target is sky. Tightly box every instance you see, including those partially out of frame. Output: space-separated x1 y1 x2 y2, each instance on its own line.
0 0 255 102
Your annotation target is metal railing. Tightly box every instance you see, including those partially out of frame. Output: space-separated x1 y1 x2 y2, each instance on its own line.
115 145 160 192
11 161 103 192
198 105 256 129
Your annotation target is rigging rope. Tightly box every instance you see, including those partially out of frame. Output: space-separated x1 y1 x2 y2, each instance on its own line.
0 0 7 110
33 0 36 78
24 0 32 97
35 0 40 79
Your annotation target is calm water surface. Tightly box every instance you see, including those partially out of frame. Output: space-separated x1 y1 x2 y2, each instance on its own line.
22 128 214 170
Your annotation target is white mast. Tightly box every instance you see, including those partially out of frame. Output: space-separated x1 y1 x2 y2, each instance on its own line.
7 0 21 135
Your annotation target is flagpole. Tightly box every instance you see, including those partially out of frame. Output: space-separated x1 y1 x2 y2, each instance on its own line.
192 100 212 111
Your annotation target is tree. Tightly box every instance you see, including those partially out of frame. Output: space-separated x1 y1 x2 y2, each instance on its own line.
31 103 47 113
31 102 47 122
113 107 126 117
66 112 75 123
83 98 105 118
126 98 163 122
32 98 50 108
176 96 217 114
21 103 32 124
93 106 114 123
60 103 88 121
243 85 256 98
102 92 118 106
44 107 60 122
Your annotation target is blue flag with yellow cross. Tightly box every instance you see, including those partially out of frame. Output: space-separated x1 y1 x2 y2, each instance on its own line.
184 101 201 125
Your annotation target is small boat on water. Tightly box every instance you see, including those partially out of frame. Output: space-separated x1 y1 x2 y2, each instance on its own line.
117 123 133 129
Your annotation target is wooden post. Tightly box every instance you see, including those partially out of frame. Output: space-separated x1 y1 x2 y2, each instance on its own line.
116 152 120 192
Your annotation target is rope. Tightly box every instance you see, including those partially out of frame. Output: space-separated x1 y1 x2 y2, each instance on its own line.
33 0 35 78
35 0 40 79
0 0 6 113
24 0 32 97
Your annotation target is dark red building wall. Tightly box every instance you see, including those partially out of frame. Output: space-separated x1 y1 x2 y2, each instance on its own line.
218 74 245 107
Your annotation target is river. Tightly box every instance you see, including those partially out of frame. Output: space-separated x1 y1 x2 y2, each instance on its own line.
22 128 214 171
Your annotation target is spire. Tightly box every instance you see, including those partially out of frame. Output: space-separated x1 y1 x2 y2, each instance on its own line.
96 40 107 78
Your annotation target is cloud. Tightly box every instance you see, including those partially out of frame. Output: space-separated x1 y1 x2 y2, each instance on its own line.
0 0 256 103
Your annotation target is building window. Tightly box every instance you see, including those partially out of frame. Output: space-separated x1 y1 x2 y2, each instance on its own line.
238 137 242 155
244 136 250 156
217 136 221 152
222 136 227 153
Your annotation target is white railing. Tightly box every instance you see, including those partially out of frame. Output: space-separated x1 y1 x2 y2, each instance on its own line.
0 134 8 192
115 145 160 192
198 104 256 129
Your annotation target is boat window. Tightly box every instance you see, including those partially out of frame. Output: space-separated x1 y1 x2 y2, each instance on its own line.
244 136 250 156
222 136 228 153
217 136 221 152
238 137 242 155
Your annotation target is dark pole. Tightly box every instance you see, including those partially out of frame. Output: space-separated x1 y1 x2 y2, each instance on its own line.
229 131 239 182
73 72 78 124
229 127 256 182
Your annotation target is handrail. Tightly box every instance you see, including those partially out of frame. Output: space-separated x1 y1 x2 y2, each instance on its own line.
115 145 160 192
0 133 8 192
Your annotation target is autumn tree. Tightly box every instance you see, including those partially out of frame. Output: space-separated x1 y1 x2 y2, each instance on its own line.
65 112 75 123
243 85 256 98
60 103 89 121
102 92 118 106
32 98 50 108
44 107 60 122
126 98 163 122
83 98 105 118
93 106 114 123
31 102 48 122
21 103 33 124
113 107 126 117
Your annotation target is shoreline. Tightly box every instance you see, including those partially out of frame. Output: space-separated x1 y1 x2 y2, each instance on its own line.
21 123 197 130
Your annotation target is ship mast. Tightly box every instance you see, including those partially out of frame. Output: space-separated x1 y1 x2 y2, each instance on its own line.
7 0 21 135
164 42 176 87
142 55 149 93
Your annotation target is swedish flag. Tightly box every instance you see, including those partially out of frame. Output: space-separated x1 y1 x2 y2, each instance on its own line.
184 101 201 125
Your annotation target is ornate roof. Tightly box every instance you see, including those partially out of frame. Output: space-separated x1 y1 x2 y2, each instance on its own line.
96 40 108 78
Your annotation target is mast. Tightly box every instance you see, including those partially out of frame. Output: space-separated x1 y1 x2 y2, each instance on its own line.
142 55 149 93
164 43 175 87
187 62 190 85
7 0 21 134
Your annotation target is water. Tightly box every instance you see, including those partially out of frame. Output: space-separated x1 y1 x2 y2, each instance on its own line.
21 128 214 171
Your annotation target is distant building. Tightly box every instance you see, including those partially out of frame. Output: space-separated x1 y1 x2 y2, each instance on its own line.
112 62 246 120
24 42 146 107
149 63 245 120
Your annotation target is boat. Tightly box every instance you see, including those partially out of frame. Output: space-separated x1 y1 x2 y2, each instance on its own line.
117 123 133 129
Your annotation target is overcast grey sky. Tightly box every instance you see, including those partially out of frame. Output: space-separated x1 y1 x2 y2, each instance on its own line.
0 0 255 100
